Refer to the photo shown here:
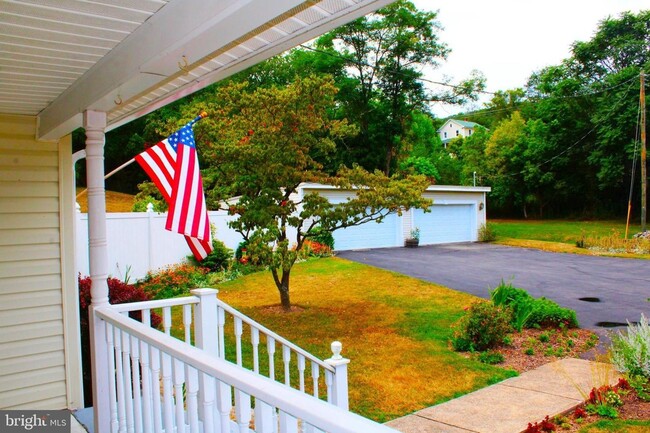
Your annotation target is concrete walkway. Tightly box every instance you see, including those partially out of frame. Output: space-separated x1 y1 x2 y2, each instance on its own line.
385 358 620 433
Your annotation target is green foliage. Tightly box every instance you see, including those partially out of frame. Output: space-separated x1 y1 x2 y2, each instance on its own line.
132 181 167 212
187 237 233 272
316 0 484 173
610 314 650 379
451 301 512 352
477 350 505 365
478 223 496 242
399 156 440 181
586 403 619 419
527 298 579 328
310 226 335 250
490 281 578 329
627 374 650 401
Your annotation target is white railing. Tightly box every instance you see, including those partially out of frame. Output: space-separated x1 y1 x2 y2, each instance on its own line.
96 306 397 433
111 289 349 409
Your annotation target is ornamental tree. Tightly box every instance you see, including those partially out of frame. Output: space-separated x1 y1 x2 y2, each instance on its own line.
184 75 431 309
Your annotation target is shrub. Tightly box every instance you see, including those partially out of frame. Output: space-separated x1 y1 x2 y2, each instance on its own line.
78 275 162 407
136 263 209 299
188 238 233 272
451 301 512 352
311 227 335 250
478 223 497 242
490 281 578 329
301 240 332 258
610 313 650 379
527 297 579 328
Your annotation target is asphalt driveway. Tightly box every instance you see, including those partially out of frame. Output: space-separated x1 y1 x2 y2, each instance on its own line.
337 243 650 330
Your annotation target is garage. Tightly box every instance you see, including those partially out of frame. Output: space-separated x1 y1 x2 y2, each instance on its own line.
333 212 403 250
297 183 490 250
413 204 476 245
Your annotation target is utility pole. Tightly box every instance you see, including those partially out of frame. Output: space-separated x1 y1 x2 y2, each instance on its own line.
641 70 647 232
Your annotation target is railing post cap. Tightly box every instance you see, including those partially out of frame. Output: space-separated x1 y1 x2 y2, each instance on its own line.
190 288 219 296
146 202 154 212
325 341 350 366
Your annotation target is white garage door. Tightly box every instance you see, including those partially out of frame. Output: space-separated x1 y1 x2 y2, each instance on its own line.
413 205 475 244
333 212 401 250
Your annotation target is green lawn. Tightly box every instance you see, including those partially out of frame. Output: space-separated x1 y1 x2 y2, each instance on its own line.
201 257 515 422
578 419 650 432
490 219 641 245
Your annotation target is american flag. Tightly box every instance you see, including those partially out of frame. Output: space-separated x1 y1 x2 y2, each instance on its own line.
135 115 213 260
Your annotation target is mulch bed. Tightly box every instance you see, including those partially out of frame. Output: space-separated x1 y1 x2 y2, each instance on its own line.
485 327 650 431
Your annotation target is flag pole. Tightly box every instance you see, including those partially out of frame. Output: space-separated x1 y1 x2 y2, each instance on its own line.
76 112 208 199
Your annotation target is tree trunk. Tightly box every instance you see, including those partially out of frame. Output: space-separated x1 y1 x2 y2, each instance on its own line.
272 268 292 310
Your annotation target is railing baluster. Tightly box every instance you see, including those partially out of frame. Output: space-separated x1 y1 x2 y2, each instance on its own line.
106 322 118 433
279 411 298 433
311 362 319 398
267 337 275 381
251 328 260 373
121 331 134 433
130 336 143 433
325 371 333 405
198 372 215 433
234 389 251 433
113 326 127 433
297 354 305 393
183 304 192 344
161 352 174 433
217 307 226 359
216 380 232 433
173 358 186 433
254 400 274 433
142 308 151 328
150 347 163 433
282 345 291 386
140 339 153 433
187 366 199 433
234 317 243 366
163 307 171 335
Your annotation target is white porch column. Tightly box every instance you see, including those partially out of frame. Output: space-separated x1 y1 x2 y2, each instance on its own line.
84 110 111 433
325 341 350 411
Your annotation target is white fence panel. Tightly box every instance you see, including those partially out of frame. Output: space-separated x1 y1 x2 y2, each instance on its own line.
75 208 245 280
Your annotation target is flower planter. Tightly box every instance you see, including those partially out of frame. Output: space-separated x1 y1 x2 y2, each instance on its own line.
405 239 419 248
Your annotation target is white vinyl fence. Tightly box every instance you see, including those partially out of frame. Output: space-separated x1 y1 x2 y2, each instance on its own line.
75 204 246 280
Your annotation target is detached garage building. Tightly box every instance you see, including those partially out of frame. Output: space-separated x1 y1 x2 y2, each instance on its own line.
298 183 490 250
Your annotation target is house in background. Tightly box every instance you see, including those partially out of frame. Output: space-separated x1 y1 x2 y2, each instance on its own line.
437 118 482 147
0 2 400 433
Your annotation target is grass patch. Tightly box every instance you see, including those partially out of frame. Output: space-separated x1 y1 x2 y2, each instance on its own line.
578 419 650 432
76 188 135 212
491 220 650 259
490 220 641 244
201 257 515 422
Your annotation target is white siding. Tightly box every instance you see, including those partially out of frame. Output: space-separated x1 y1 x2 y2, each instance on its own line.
0 114 72 410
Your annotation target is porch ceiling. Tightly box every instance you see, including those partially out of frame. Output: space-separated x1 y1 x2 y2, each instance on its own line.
0 0 394 140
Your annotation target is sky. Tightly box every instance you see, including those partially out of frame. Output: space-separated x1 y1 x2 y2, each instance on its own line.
410 0 648 117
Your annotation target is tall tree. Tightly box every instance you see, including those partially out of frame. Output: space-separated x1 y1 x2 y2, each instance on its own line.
316 0 484 174
175 76 430 309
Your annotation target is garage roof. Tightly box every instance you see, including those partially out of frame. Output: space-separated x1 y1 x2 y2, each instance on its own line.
0 0 393 140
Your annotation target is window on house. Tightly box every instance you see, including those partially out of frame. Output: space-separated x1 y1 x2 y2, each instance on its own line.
456 130 459 136
469 130 472 135
444 132 447 138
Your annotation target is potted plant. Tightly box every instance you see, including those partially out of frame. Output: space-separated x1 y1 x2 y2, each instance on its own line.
405 227 420 248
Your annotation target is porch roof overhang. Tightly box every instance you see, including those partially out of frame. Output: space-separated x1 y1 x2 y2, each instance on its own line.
0 0 394 141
